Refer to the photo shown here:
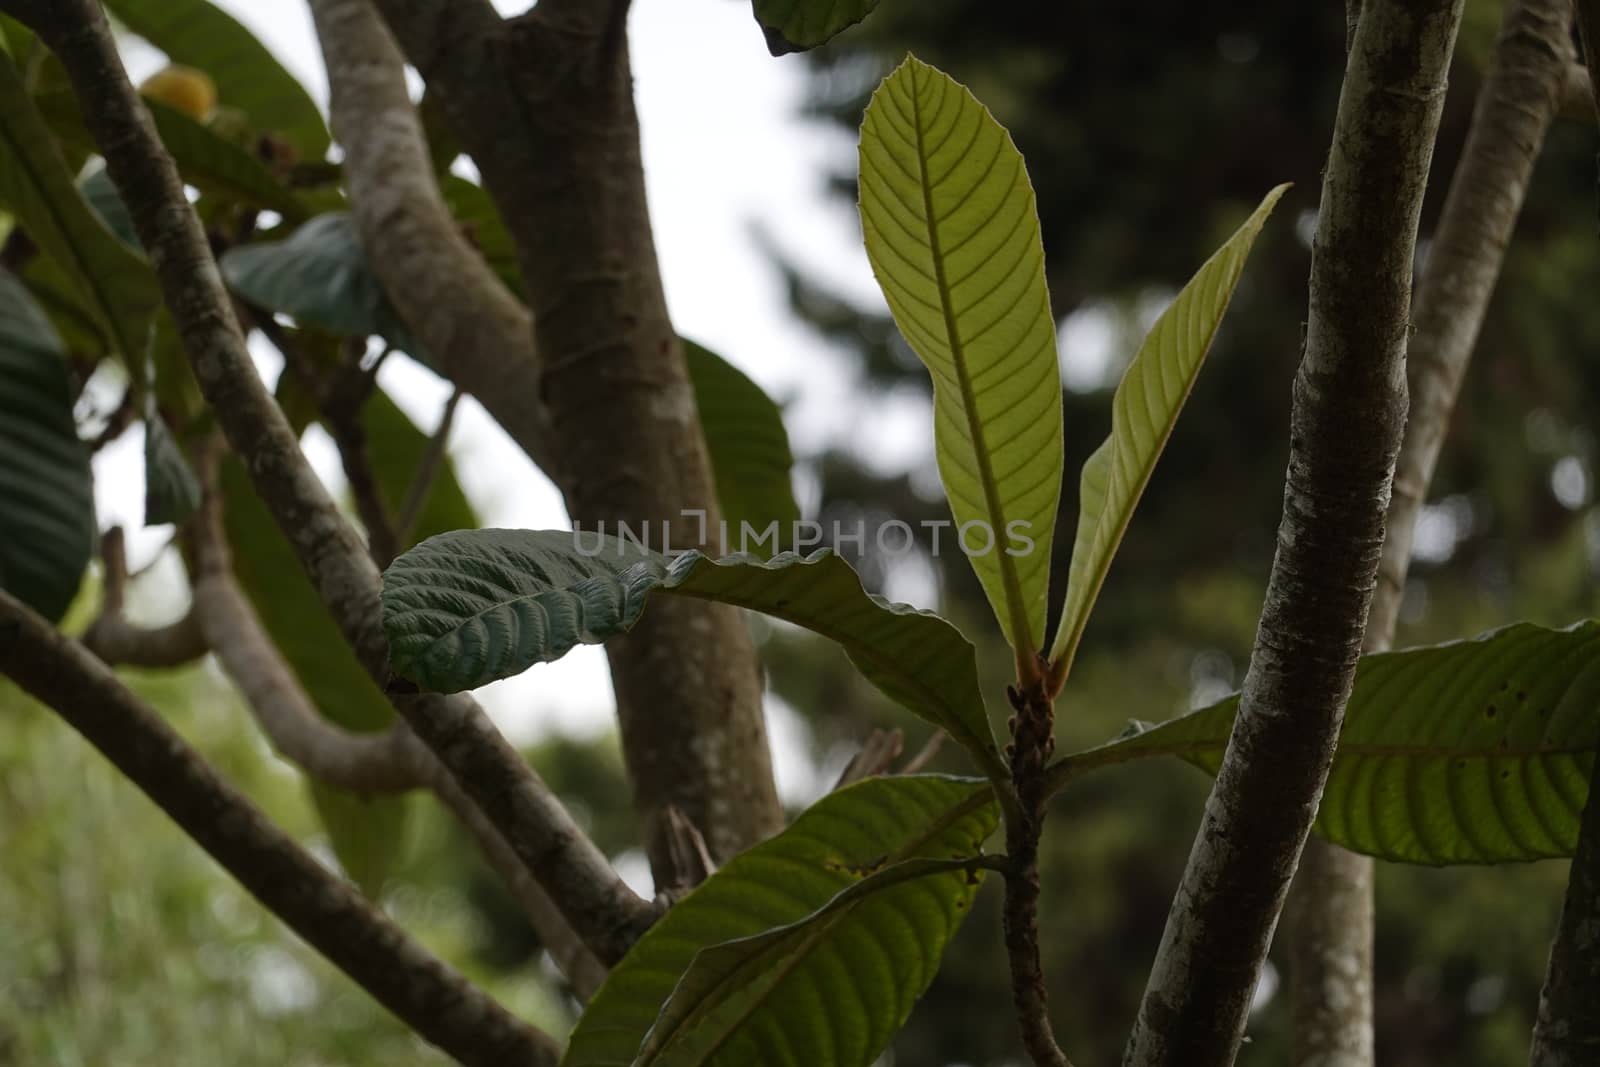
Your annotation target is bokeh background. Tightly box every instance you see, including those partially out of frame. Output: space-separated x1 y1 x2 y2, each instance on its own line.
3 0 1597 1064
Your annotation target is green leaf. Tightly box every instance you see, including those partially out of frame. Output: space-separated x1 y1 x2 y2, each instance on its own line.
0 49 158 363
0 269 94 623
682 339 799 547
1064 621 1600 864
562 775 997 1067
438 174 522 294
78 166 139 250
37 93 308 221
1047 187 1286 676
142 405 200 526
858 57 1063 655
101 0 330 159
751 0 879 55
219 213 427 361
382 531 1002 771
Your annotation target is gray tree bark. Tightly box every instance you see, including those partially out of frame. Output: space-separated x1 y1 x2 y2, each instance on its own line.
1287 1 1574 1063
1122 3 1464 1063
366 0 785 871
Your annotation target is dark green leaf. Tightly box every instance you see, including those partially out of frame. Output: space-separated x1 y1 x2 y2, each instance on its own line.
79 166 139 250
142 403 200 526
0 269 94 622
562 775 997 1067
101 0 330 159
382 530 1001 772
682 339 799 547
220 213 427 362
751 0 879 55
1065 621 1600 864
0 49 158 362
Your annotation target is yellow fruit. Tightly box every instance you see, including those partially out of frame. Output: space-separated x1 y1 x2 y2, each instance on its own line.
138 65 217 122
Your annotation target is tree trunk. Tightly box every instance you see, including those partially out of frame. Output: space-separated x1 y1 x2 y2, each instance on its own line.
371 0 785 869
1122 3 1462 1063
1286 1 1572 1061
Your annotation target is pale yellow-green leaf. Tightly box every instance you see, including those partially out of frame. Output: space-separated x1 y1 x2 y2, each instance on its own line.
858 56 1063 655
1047 185 1287 676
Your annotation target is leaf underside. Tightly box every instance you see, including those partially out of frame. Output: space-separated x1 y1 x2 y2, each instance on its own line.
562 775 997 1067
1049 185 1287 674
858 56 1063 653
0 271 94 622
751 0 880 55
1078 621 1600 864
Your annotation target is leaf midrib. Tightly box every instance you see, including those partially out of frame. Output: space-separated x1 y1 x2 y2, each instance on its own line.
638 790 993 1065
907 66 1034 652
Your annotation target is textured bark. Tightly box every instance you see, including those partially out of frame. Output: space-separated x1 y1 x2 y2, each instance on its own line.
0 590 560 1067
1530 776 1600 1065
1121 4 1462 1064
7 0 653 967
1530 10 1600 1060
1287 840 1375 1066
1286 3 1572 1064
306 0 554 475
369 0 784 868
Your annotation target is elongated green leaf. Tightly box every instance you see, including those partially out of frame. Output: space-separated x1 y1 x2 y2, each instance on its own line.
220 213 427 361
0 269 94 622
142 407 200 526
682 340 799 546
858 57 1062 654
1065 622 1600 864
1047 187 1286 675
38 93 309 221
102 0 329 159
641 856 987 1066
382 531 1001 770
0 50 158 362
562 775 997 1067
752 0 879 55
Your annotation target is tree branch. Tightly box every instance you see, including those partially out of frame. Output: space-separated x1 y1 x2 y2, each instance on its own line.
1287 2 1573 1063
80 526 206 668
394 385 462 548
186 478 610 994
6 0 654 967
1122 3 1464 1064
306 0 555 476
0 589 560 1067
371 0 786 872
1530 9 1600 1060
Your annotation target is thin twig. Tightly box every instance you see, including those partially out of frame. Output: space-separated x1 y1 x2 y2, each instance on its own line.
87 384 136 451
393 385 462 549
80 526 206 668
